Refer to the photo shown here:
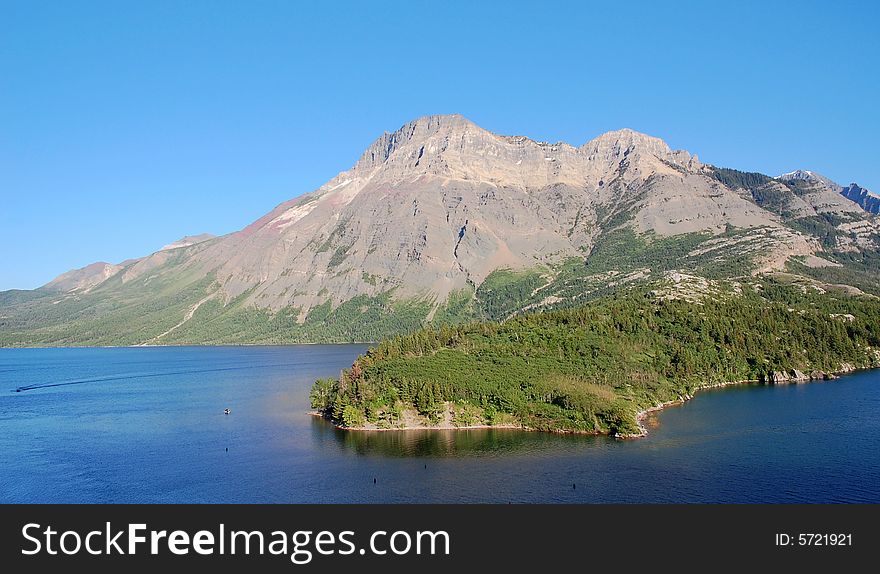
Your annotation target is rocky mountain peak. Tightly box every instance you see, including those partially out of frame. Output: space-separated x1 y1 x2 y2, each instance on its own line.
581 128 699 170
778 169 841 191
582 128 668 153
353 114 483 172
779 169 817 180
774 170 880 217
346 116 701 190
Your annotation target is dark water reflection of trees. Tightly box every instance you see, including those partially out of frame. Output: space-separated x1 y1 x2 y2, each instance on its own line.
309 416 613 458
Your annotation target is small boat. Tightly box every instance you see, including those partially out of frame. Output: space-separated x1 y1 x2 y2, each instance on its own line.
224 408 231 415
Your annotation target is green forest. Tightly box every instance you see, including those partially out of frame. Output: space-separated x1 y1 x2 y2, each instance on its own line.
311 280 880 436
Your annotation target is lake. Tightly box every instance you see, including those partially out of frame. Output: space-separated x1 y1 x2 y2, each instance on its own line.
1 345 878 503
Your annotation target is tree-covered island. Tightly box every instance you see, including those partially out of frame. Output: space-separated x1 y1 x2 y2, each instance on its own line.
310 278 880 436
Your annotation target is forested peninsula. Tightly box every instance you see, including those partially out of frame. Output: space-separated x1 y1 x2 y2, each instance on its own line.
310 280 880 436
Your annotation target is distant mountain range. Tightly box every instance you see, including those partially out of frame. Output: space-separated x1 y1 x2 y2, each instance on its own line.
779 169 880 214
2 114 878 346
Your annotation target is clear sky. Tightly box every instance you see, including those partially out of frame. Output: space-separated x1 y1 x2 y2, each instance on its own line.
1 0 878 290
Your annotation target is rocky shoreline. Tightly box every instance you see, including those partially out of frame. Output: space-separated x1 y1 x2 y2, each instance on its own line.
313 365 867 439
308 411 524 432
623 365 859 438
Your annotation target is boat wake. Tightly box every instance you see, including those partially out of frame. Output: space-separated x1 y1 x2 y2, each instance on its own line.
12 363 300 393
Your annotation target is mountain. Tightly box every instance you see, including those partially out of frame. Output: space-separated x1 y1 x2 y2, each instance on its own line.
778 169 842 191
159 233 216 252
43 262 126 294
42 235 217 295
2 114 879 346
840 183 880 214
779 169 880 215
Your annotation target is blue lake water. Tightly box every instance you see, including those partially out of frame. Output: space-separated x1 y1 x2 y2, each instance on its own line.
1 345 878 503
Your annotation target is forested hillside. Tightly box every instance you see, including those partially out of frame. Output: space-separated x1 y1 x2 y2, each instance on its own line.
311 280 880 435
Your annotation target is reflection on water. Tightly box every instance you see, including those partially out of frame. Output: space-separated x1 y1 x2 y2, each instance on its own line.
310 416 612 458
2 346 879 503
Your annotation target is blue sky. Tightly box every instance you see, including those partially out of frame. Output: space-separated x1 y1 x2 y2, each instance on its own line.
1 0 878 290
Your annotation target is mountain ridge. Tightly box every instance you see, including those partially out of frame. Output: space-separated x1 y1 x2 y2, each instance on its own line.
2 115 879 346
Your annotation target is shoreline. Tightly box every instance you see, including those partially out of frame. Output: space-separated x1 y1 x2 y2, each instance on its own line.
308 411 527 433
626 378 760 439
314 366 868 439
625 366 863 438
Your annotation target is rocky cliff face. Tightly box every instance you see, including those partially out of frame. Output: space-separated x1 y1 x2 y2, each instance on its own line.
3 115 879 345
840 183 880 214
